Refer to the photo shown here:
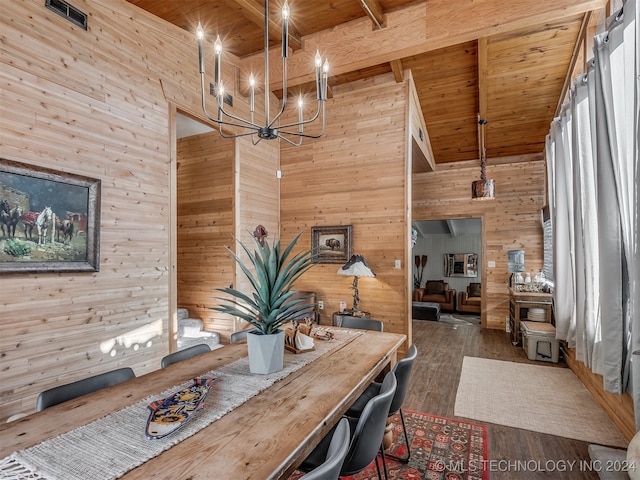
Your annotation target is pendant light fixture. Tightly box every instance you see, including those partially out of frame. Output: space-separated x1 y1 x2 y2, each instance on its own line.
195 0 329 146
471 114 496 200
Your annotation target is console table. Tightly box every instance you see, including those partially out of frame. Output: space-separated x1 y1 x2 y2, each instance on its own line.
509 288 553 345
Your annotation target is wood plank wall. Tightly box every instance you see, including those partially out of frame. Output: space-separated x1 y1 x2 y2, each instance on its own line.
412 156 548 329
0 0 211 421
176 133 279 341
280 74 411 349
176 131 235 339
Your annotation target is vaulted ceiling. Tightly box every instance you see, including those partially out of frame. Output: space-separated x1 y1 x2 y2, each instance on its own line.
127 0 606 166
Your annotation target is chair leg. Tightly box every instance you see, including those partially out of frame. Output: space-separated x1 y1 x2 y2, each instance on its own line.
385 409 411 463
379 446 389 480
374 454 383 480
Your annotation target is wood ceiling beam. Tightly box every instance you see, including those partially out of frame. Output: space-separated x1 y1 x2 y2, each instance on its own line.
240 0 608 91
359 0 385 29
226 0 302 51
390 59 404 83
554 10 594 117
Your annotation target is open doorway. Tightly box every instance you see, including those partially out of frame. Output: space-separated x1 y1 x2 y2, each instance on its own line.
412 218 483 326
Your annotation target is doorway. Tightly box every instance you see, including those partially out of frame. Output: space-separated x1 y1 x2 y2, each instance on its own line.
411 217 484 326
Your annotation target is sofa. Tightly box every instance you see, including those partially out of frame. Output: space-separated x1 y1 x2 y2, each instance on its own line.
458 283 481 314
413 280 456 312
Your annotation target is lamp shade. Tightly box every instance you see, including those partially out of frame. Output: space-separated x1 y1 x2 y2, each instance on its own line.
337 255 376 277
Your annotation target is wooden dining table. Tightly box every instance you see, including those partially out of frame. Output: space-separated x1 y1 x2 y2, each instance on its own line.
0 328 406 480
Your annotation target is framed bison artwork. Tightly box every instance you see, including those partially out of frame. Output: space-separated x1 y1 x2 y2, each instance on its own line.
311 225 352 264
0 159 101 273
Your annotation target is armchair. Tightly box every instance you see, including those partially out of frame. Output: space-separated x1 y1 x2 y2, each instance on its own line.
413 280 455 311
458 282 481 314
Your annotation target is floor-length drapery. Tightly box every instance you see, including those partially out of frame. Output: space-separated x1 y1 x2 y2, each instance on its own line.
545 1 638 426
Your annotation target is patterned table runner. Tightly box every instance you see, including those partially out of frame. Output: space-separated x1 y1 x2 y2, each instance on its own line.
0 330 357 480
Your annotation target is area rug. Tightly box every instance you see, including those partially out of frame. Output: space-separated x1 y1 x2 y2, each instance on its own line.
454 356 627 448
289 410 489 480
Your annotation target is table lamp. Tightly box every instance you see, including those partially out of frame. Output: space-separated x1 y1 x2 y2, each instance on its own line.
337 254 376 314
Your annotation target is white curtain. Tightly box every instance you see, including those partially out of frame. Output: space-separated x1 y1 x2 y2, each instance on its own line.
546 0 639 427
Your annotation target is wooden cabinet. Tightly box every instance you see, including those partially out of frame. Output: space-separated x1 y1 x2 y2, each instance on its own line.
509 288 553 345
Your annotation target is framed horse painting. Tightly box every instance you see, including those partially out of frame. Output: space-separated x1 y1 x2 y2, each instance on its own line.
0 159 101 273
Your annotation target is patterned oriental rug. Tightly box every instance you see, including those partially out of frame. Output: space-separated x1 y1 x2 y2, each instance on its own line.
289 410 489 480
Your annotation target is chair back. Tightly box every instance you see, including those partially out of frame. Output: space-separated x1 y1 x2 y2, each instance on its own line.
299 417 350 480
340 371 397 476
36 367 135 411
340 317 383 332
389 344 418 414
230 330 250 344
161 344 211 368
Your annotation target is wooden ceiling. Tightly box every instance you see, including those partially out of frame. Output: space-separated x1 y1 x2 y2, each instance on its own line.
127 0 606 165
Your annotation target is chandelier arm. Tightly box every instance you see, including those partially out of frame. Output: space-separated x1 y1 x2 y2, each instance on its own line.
277 134 303 147
279 109 326 139
278 100 324 130
200 74 262 132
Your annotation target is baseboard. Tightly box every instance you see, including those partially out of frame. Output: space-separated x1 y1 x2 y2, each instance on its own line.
564 345 635 443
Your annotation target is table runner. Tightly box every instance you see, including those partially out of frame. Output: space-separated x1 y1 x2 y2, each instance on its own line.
0 330 358 480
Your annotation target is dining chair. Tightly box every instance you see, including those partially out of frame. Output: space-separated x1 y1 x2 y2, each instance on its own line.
298 371 397 480
229 330 249 344
345 344 418 463
36 367 136 412
339 317 384 332
299 417 351 480
161 343 211 368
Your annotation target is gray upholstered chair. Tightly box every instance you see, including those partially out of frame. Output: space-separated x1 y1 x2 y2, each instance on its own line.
298 371 397 480
229 329 250 344
299 417 351 480
36 367 136 412
339 317 383 332
160 343 211 368
346 344 418 463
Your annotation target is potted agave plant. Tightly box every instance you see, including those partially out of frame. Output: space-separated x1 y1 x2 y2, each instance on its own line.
213 230 315 374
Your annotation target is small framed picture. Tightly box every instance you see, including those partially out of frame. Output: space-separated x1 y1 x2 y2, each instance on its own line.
0 159 101 273
311 225 352 264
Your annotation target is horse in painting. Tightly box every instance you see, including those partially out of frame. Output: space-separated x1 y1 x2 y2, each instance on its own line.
35 206 53 245
0 199 23 238
56 218 74 244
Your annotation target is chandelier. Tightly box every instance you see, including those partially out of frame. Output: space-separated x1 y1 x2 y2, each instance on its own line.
196 0 329 146
471 114 496 200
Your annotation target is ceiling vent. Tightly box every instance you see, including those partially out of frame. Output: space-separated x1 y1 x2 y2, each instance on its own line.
46 0 87 30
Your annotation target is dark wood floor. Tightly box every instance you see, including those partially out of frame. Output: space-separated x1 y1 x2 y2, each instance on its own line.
405 319 601 479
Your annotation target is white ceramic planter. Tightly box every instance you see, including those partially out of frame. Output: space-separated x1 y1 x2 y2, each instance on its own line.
246 329 285 374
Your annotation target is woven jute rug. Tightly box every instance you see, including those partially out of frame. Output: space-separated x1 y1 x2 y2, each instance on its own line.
454 356 627 448
289 410 489 480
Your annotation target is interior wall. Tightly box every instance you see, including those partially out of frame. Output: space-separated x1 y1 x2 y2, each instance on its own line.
280 74 411 347
0 0 203 420
176 131 235 338
413 232 482 294
413 157 547 329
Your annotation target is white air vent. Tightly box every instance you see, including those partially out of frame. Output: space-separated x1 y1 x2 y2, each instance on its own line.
46 0 87 30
